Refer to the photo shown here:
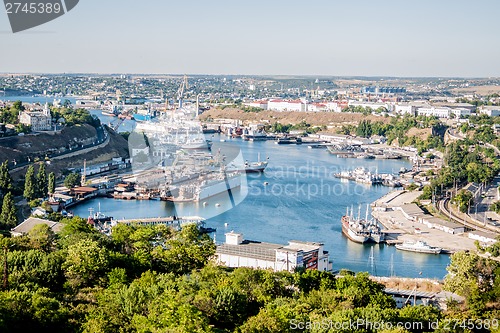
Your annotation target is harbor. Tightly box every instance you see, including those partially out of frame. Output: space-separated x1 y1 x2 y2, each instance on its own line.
370 190 479 254
72 134 453 279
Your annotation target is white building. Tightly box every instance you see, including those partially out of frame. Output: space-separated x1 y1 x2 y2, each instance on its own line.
307 102 327 112
216 231 331 272
394 103 417 116
348 101 393 112
417 107 452 118
19 103 52 131
479 106 500 117
244 100 268 110
267 99 305 112
451 108 471 118
326 101 342 112
468 231 498 245
418 216 465 234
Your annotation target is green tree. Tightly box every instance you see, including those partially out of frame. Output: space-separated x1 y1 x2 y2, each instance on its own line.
36 163 48 198
444 251 499 314
27 224 55 251
152 223 216 275
453 189 474 213
63 172 80 189
47 172 55 195
15 123 31 134
0 192 17 229
0 161 13 192
491 201 500 214
23 165 37 201
12 100 24 111
63 238 109 288
356 119 372 138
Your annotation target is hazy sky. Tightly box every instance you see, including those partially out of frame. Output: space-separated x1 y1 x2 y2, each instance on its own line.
1 0 499 76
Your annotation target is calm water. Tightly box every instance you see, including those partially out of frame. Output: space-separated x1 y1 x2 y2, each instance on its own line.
3 94 451 277
73 136 451 279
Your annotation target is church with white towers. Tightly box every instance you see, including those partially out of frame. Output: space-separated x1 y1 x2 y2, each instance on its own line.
19 102 53 131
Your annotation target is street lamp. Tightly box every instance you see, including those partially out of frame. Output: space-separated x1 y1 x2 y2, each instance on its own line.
468 196 474 216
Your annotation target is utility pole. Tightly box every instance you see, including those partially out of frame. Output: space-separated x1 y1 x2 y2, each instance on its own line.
3 246 8 290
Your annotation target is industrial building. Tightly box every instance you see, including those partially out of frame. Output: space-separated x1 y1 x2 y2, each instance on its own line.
216 231 332 272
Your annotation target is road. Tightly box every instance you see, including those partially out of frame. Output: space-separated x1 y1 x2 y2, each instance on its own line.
469 177 500 228
438 197 500 234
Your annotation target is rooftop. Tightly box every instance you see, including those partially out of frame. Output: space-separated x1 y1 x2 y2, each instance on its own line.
217 240 284 261
11 217 63 236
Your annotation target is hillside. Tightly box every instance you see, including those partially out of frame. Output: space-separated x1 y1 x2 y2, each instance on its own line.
0 124 98 164
1 125 130 180
199 108 391 127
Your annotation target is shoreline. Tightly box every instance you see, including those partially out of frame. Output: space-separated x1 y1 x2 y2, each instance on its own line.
371 190 479 253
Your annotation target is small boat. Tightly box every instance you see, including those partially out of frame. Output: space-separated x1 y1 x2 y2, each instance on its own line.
395 240 442 254
215 203 221 207
203 202 208 206
263 182 269 186
308 144 327 149
200 226 217 234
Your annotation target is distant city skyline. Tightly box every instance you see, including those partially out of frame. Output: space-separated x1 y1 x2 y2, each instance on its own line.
1 0 499 77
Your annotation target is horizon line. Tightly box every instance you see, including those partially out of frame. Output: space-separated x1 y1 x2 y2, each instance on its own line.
1 72 499 80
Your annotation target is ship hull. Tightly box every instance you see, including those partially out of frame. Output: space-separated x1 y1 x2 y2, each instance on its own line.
370 233 385 243
198 176 242 201
395 244 441 254
341 217 369 243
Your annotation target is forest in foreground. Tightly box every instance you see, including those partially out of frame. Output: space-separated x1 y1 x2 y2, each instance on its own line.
0 217 499 333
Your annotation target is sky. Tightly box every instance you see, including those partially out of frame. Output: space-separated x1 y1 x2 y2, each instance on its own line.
0 0 499 77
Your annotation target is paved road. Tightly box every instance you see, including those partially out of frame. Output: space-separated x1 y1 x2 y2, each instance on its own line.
8 126 110 172
439 198 500 234
470 177 500 228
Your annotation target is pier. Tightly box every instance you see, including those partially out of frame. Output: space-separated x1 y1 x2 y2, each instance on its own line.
371 190 480 253
109 216 205 228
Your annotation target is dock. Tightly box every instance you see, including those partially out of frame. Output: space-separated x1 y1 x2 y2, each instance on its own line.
110 216 205 228
371 190 480 253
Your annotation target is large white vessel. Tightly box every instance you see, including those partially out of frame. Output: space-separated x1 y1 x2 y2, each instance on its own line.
395 241 442 254
162 171 242 202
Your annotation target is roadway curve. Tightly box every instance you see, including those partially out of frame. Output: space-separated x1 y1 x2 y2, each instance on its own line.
438 198 500 233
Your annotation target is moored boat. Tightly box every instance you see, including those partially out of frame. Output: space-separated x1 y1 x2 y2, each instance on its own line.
395 240 442 254
341 206 385 244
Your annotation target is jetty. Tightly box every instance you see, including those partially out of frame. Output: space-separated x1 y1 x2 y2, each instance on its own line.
110 216 205 228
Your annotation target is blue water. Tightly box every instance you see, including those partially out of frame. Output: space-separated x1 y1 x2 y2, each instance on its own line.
73 136 451 279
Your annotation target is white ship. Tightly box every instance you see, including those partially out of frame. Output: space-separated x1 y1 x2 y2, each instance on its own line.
395 241 442 254
163 171 242 202
198 172 242 201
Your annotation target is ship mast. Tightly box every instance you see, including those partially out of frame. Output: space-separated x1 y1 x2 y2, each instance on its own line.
81 159 86 185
